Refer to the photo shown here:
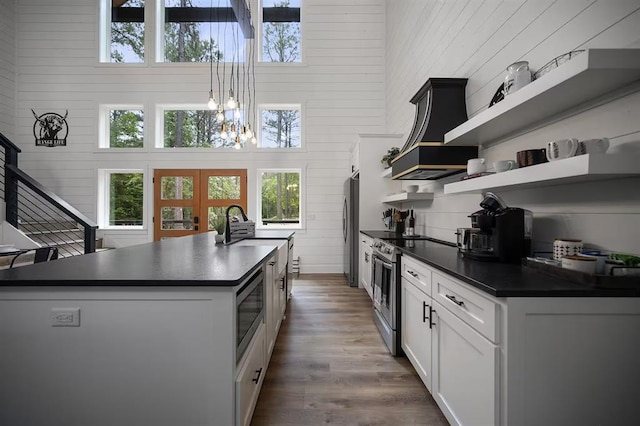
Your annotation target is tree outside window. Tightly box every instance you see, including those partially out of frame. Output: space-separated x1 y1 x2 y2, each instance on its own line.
259 170 301 228
110 109 144 148
162 108 242 148
262 0 301 63
259 105 301 148
108 0 145 63
99 171 144 228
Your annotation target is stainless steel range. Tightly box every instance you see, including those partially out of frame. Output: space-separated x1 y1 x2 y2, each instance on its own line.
371 238 402 355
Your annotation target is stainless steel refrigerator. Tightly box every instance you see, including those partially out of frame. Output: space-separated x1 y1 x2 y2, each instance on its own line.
343 177 359 287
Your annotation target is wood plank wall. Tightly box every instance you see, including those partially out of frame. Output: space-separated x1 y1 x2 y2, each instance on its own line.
386 0 640 254
8 0 387 272
0 0 16 140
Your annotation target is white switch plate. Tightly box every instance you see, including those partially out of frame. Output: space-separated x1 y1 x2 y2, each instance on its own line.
51 308 80 327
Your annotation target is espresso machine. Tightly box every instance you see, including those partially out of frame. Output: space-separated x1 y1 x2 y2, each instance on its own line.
456 193 532 263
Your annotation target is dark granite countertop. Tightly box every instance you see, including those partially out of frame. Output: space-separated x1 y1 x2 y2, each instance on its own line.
361 230 640 297
0 233 276 287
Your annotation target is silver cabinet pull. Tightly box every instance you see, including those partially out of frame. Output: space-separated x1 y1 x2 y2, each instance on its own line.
407 270 419 278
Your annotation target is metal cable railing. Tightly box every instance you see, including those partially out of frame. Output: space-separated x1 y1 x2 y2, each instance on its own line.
0 131 97 256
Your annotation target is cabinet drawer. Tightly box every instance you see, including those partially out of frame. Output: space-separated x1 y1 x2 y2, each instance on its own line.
402 255 432 296
432 272 499 342
236 324 266 426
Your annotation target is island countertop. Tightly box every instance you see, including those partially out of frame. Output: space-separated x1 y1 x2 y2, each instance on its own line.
0 233 276 287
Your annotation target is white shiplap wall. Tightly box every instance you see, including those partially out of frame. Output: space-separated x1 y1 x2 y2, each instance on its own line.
0 0 16 139
386 0 640 255
9 0 386 273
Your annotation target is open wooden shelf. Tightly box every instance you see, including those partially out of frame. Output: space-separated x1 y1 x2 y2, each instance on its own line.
443 153 640 194
382 192 434 204
444 49 640 147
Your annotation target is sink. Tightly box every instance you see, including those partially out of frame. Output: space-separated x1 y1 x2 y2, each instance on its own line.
231 239 287 272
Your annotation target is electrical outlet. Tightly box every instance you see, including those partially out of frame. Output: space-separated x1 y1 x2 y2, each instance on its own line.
51 308 80 327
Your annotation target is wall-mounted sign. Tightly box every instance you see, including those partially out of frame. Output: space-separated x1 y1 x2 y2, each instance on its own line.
32 109 68 147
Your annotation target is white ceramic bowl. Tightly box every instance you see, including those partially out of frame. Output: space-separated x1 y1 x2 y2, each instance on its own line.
406 185 419 193
561 255 596 274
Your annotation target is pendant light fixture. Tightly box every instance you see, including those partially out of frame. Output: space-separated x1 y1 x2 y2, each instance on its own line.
205 0 256 148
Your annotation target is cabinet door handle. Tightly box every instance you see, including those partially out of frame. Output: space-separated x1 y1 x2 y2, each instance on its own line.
365 252 369 263
280 278 285 290
268 261 276 266
445 294 465 307
429 306 435 329
407 270 418 278
422 301 429 323
252 367 263 383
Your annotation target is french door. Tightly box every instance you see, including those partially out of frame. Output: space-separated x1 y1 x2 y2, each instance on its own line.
153 169 247 241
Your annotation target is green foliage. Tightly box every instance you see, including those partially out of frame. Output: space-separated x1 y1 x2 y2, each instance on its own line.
110 110 143 148
109 173 143 225
261 172 300 222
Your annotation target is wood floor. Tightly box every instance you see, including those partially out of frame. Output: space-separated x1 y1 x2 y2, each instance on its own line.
251 274 449 426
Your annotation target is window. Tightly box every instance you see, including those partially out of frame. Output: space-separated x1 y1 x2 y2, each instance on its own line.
258 169 301 229
99 106 144 149
158 106 245 148
261 0 301 62
159 0 245 63
101 0 145 63
98 170 145 229
259 104 301 148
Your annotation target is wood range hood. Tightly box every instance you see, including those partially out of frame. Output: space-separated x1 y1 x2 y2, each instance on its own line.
391 78 478 180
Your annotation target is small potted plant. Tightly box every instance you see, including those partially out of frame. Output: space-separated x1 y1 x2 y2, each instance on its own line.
211 216 226 243
381 147 400 169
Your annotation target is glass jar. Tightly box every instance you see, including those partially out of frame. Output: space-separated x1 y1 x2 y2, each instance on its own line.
504 61 532 96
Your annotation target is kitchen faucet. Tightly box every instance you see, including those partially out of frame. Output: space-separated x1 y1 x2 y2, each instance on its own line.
224 204 249 244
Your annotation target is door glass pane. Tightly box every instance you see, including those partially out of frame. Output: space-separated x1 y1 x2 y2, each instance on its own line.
208 206 227 233
161 207 193 230
208 176 240 199
161 176 194 200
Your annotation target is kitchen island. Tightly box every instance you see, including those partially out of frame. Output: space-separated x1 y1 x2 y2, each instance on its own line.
0 232 289 426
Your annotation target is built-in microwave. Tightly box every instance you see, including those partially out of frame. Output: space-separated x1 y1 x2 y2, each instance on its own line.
236 269 264 362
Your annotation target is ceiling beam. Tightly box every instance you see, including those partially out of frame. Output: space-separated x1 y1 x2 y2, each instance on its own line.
230 0 255 39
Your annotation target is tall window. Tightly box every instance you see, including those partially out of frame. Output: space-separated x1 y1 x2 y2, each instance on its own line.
99 106 144 148
159 0 245 63
102 0 145 63
159 107 244 148
98 170 145 229
258 169 301 229
261 0 301 62
259 104 301 148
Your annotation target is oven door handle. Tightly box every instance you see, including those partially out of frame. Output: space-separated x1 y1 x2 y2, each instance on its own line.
373 255 394 270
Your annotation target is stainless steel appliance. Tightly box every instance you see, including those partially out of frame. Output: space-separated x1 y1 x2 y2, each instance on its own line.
371 238 401 355
343 177 359 287
236 269 264 362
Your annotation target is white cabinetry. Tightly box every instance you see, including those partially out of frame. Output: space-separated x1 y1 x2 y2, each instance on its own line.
235 324 266 426
400 254 640 426
352 134 403 231
401 277 433 391
431 300 498 426
264 244 288 360
359 233 373 299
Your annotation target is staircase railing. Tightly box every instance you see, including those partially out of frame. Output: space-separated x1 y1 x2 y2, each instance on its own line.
0 131 97 256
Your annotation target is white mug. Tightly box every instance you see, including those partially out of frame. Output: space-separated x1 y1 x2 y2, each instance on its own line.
467 158 486 175
493 160 516 173
546 138 579 161
577 137 609 155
